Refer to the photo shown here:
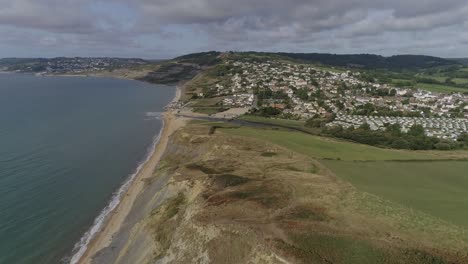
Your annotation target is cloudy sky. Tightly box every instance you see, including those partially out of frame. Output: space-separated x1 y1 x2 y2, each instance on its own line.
1 0 467 59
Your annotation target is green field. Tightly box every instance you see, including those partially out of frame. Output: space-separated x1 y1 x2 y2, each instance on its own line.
415 82 468 93
453 78 468 84
417 74 447 82
190 97 225 107
390 75 468 93
221 127 447 161
189 97 228 114
239 115 306 128
323 160 468 229
391 78 413 84
191 107 226 115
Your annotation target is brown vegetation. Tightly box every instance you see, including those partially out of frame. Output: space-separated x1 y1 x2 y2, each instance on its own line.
139 120 468 263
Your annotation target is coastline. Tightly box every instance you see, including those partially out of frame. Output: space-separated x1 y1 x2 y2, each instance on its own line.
71 85 183 264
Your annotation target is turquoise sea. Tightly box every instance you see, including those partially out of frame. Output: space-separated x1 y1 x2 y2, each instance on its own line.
0 73 175 264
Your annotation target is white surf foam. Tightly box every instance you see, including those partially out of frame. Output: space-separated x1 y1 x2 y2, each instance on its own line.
68 119 165 264
145 112 163 120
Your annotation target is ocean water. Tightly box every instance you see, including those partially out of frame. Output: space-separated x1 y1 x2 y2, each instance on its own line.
0 73 175 264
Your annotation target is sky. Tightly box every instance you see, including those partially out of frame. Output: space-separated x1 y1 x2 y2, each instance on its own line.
0 0 468 59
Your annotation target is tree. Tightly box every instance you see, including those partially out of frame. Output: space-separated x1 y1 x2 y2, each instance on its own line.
336 101 345 110
434 142 451 150
389 89 397 96
385 123 402 136
359 123 371 131
458 133 468 143
295 88 309 101
310 78 319 87
256 107 281 117
305 118 323 128
391 138 410 149
407 125 425 137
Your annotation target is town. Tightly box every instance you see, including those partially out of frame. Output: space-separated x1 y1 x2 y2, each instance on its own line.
197 60 468 140
0 57 148 74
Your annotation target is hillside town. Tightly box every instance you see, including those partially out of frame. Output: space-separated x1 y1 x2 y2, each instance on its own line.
199 60 468 140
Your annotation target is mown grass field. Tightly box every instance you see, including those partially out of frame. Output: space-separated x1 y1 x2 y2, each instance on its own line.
415 82 468 93
239 115 307 128
391 75 468 93
453 78 468 84
189 97 228 114
221 126 459 161
323 160 468 229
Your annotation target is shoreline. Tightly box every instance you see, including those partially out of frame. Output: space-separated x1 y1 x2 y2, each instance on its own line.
71 85 183 264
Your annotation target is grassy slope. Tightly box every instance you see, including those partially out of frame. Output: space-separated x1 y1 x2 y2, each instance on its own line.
323 160 468 229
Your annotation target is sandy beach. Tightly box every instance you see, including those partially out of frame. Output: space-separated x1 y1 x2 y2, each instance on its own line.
74 86 184 264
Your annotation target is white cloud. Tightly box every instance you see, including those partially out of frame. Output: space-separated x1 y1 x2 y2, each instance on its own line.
0 0 467 57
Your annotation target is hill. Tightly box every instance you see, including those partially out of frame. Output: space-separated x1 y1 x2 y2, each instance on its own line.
242 52 460 70
139 51 223 84
449 58 468 66
174 51 222 66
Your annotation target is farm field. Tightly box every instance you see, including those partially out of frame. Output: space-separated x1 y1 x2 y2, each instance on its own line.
239 115 307 128
417 74 447 82
189 96 228 114
323 160 468 229
221 126 466 161
453 78 468 84
390 74 468 93
415 82 468 93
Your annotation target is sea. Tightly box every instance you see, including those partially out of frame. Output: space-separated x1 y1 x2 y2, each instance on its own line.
0 73 175 264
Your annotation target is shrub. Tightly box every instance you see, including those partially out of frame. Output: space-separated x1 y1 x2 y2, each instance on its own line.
434 142 451 150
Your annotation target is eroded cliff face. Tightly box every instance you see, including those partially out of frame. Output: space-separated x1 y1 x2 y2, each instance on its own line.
92 121 468 264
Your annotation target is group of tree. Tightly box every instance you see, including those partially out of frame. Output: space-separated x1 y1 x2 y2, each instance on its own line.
253 88 290 108
305 114 336 128
249 107 281 117
364 87 397 96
